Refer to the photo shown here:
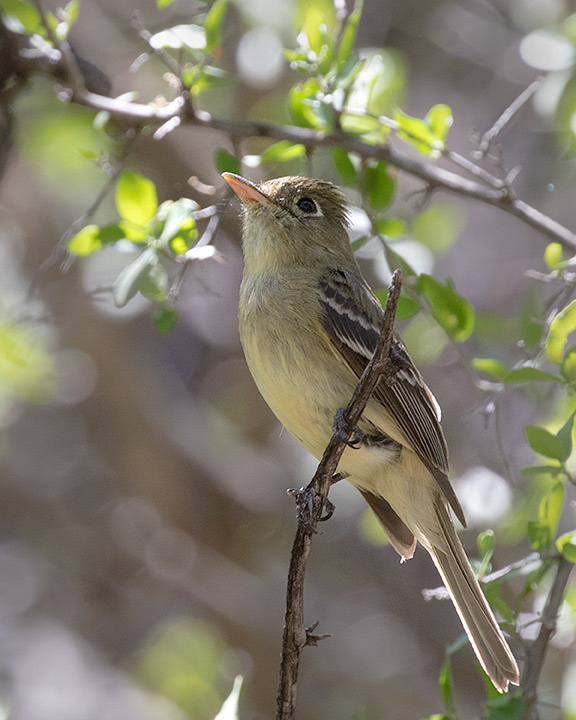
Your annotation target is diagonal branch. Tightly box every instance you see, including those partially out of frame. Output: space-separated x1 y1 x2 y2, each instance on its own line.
521 556 573 720
276 269 402 720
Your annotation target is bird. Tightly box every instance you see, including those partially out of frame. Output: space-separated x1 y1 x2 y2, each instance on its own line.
222 171 519 693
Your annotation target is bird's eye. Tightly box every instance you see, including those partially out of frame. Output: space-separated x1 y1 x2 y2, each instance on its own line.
296 197 318 214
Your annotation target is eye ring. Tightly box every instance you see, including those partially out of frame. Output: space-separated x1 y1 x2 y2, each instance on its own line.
296 197 318 214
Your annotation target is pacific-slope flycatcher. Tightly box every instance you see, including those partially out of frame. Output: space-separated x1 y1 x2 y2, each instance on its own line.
223 172 519 692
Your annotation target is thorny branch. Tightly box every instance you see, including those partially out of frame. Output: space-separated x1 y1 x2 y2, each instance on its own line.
276 270 402 720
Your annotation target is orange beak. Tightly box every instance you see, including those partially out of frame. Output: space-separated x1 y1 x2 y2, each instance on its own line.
222 172 274 207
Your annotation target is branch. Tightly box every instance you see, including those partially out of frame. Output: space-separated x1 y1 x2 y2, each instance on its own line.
4 16 575 252
521 556 573 720
67 92 576 253
276 269 403 720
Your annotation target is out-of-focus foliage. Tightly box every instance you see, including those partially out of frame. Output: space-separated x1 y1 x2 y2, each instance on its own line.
1 0 576 719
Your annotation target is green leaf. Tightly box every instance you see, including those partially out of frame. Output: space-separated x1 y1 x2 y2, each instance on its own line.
472 358 509 381
546 299 576 365
139 261 168 302
425 104 453 144
561 344 576 382
539 481 565 540
116 171 158 226
99 224 125 244
521 465 562 477
374 290 420 320
411 203 465 255
260 141 306 164
477 529 495 562
332 149 357 185
556 531 576 562
335 0 363 74
525 425 569 461
363 162 395 211
157 0 176 7
68 225 102 256
214 676 243 720
556 411 575 462
527 520 551 551
0 0 42 33
154 307 178 334
157 199 197 246
289 78 332 130
544 242 564 271
113 247 159 308
374 217 406 238
340 113 382 135
204 0 228 52
483 694 527 720
214 148 240 175
502 367 561 384
394 107 439 156
301 5 328 56
438 657 455 719
419 274 475 342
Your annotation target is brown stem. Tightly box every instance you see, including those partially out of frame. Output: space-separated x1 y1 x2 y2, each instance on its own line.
275 270 403 720
521 556 573 720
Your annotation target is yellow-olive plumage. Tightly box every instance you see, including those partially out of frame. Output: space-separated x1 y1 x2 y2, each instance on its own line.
224 172 519 692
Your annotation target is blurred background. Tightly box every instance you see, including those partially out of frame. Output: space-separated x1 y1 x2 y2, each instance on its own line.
1 0 576 718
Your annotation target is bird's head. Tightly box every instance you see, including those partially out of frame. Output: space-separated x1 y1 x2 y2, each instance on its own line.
223 173 351 271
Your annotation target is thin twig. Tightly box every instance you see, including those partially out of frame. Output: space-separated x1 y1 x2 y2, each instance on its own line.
276 270 403 720
476 77 543 157
521 556 573 719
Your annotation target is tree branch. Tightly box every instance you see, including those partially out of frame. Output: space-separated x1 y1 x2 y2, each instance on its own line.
521 556 573 720
276 269 403 720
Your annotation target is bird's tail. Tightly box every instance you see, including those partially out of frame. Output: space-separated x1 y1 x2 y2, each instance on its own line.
426 501 519 693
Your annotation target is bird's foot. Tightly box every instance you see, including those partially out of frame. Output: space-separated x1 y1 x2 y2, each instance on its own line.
333 407 364 448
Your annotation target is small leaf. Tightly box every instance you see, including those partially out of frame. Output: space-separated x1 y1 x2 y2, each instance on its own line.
113 247 159 308
538 481 565 541
502 367 561 384
363 161 395 211
116 171 158 225
483 693 527 720
521 465 562 476
332 148 357 185
477 529 495 561
425 104 453 144
546 299 576 365
0 0 42 33
556 531 576 563
302 5 326 55
214 148 240 175
419 274 475 342
394 107 439 156
473 358 509 381
527 520 551 551
340 113 382 135
374 217 406 238
438 657 455 719
154 306 178 334
525 425 568 461
260 141 306 164
335 0 363 74
544 242 564 271
374 290 420 320
556 411 575 462
158 199 197 246
561 344 576 382
204 0 228 52
68 224 101 256
157 0 176 7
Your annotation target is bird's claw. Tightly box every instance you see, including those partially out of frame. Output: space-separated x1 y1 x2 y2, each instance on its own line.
333 408 364 449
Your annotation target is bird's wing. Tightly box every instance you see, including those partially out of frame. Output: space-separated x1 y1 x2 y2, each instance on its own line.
318 268 465 526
